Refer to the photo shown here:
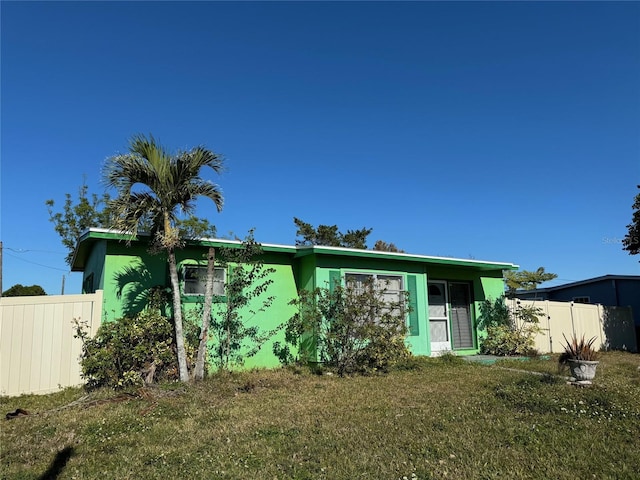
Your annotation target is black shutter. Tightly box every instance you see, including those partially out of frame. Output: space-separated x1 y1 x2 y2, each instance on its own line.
407 275 419 336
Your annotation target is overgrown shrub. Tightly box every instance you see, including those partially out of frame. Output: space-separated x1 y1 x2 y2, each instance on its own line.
277 277 411 375
208 238 279 371
75 310 197 389
477 296 541 356
480 325 536 356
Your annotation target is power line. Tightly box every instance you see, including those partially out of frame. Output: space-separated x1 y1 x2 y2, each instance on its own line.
5 247 66 255
4 251 69 272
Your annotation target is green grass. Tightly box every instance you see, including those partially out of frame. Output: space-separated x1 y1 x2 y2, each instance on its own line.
2 352 639 479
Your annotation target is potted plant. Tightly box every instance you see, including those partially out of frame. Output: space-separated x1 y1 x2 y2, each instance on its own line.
559 333 600 384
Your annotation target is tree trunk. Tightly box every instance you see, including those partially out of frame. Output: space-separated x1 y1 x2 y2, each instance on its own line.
168 248 190 382
194 246 216 380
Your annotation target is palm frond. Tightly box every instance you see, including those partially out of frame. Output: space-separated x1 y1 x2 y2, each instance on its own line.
109 192 162 235
181 146 224 175
129 134 169 168
182 182 224 212
104 154 160 194
104 134 225 240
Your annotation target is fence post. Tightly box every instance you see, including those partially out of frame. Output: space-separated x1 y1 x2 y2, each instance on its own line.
597 304 606 350
569 301 576 337
544 300 552 353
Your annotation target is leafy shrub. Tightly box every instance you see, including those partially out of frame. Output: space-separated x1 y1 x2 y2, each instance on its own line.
477 296 541 356
278 277 411 375
360 326 412 373
75 310 196 389
476 296 511 330
481 325 536 356
207 237 279 371
272 294 316 367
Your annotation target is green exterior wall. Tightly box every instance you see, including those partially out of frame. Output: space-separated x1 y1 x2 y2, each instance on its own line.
73 230 517 369
82 239 107 294
102 242 170 319
303 253 509 357
81 238 298 369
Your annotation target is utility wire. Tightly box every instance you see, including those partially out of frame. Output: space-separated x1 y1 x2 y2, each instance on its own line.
4 251 69 272
5 247 66 254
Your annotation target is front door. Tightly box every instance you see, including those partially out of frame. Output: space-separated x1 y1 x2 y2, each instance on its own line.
449 282 474 349
428 281 451 354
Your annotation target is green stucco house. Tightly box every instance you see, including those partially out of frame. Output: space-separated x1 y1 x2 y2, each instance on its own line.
72 228 518 367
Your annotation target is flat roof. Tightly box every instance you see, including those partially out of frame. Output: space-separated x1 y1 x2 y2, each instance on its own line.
517 274 640 294
294 245 518 271
71 228 518 272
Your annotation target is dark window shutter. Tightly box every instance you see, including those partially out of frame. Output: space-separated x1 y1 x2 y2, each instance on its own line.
227 264 233 281
407 275 419 336
329 270 341 293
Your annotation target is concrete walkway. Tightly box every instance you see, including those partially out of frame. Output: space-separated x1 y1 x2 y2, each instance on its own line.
462 354 551 365
463 354 569 380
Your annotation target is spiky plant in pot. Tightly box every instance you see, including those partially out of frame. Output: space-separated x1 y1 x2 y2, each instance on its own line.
559 333 600 383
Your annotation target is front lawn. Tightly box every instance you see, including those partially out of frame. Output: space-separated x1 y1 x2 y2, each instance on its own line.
1 352 639 479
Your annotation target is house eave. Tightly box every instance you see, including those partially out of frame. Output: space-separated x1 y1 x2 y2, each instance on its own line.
71 228 518 273
294 245 518 271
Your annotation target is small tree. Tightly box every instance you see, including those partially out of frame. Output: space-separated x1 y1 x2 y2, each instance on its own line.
193 246 217 380
504 267 557 298
293 217 372 249
280 276 411 375
46 182 115 266
49 175 219 380
476 296 542 356
372 240 405 253
47 182 218 267
2 284 47 297
104 134 224 382
207 232 278 371
622 185 640 257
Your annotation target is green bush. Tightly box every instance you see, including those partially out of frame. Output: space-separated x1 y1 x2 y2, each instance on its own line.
75 310 195 389
476 296 511 330
360 324 412 373
481 325 536 356
477 297 541 356
279 277 411 375
207 238 278 371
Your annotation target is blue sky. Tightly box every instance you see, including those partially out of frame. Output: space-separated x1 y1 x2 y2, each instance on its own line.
1 1 639 296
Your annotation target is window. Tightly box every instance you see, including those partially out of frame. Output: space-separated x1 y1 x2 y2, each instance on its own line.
345 273 405 317
345 273 404 303
183 265 225 296
573 296 591 304
428 283 447 319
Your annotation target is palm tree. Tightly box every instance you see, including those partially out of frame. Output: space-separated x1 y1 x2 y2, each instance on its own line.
104 134 223 382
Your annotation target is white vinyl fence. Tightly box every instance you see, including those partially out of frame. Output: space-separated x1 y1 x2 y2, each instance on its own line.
0 291 103 397
507 299 636 354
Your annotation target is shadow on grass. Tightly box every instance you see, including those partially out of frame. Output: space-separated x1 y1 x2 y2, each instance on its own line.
38 446 74 480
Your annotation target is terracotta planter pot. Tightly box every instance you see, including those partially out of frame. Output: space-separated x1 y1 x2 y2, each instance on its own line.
567 359 599 382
